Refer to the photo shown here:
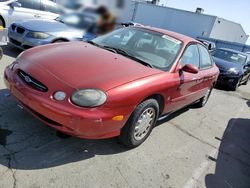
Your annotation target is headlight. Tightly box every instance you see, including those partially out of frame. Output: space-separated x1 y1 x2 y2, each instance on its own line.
71 89 107 107
27 32 50 39
227 68 240 75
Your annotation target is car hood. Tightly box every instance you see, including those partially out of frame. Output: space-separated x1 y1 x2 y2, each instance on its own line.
18 42 162 91
212 56 243 71
14 19 82 33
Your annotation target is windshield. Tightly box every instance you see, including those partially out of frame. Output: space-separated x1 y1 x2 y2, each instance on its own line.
56 13 95 30
212 49 247 64
91 28 182 71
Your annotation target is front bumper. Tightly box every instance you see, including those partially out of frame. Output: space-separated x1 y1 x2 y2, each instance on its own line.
217 73 241 87
8 29 55 50
4 67 131 139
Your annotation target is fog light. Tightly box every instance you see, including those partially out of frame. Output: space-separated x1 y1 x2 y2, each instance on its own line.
54 91 66 101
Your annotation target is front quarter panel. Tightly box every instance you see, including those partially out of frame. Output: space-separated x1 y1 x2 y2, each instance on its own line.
106 72 181 115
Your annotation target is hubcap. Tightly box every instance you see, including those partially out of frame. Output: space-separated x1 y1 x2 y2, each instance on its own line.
134 107 156 141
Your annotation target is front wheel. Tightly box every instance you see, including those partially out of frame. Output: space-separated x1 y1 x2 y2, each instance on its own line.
232 76 242 91
242 75 250 85
119 99 159 148
196 87 212 108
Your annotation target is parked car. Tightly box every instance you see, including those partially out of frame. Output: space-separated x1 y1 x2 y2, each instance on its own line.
197 38 216 52
212 48 250 90
4 27 219 148
8 12 99 50
0 0 59 29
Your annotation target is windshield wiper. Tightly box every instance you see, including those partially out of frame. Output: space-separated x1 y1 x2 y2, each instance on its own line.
102 46 154 68
87 41 101 47
87 44 154 68
103 46 154 68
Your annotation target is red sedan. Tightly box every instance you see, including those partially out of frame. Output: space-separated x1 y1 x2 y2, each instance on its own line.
4 27 219 148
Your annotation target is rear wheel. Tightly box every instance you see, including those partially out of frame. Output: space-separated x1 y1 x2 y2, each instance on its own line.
196 87 212 108
119 99 159 148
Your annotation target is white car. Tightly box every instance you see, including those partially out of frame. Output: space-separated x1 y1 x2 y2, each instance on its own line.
0 0 59 29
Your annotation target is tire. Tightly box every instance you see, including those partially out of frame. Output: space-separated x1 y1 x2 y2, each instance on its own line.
232 76 242 91
242 75 250 85
119 99 159 148
196 87 212 108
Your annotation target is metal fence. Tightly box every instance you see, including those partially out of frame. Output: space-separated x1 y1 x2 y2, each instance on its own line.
198 37 250 53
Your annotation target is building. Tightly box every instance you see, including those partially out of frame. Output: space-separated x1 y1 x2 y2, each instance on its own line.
130 3 249 44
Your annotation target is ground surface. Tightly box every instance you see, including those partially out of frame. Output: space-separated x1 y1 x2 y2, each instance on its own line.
0 45 250 188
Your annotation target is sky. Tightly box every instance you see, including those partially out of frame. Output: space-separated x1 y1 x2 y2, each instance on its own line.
158 0 250 44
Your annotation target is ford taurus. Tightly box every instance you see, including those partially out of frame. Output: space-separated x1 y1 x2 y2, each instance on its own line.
4 27 219 148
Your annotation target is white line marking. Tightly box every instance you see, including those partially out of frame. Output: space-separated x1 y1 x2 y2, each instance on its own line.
183 149 217 188
183 99 246 188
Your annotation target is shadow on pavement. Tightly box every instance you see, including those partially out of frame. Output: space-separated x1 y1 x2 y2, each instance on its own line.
0 89 128 170
1 44 22 58
205 118 250 188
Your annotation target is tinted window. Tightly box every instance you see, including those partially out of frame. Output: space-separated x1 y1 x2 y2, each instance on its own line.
18 0 40 10
92 28 183 71
198 45 213 69
181 45 200 68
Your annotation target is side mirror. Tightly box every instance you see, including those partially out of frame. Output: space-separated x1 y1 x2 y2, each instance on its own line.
9 1 22 8
182 64 199 74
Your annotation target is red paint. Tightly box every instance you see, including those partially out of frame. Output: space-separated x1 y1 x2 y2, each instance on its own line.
4 27 219 139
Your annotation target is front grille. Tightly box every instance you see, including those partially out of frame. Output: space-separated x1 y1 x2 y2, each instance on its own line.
17 70 48 92
16 27 25 34
10 38 22 46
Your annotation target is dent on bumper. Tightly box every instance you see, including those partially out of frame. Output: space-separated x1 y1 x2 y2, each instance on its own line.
4 68 131 139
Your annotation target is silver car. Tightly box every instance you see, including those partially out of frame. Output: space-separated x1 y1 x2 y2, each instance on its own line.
8 12 99 50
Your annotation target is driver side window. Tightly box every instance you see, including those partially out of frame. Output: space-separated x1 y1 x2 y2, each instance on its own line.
180 44 200 68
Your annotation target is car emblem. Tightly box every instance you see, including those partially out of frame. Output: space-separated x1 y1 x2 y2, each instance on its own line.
24 75 32 83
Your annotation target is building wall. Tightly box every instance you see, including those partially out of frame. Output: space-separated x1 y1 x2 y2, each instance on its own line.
209 18 249 44
132 3 216 38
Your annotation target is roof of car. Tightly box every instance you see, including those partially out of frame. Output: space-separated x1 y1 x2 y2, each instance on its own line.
135 26 199 44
